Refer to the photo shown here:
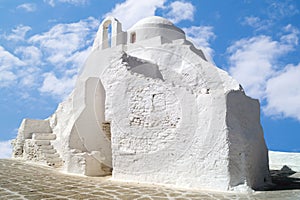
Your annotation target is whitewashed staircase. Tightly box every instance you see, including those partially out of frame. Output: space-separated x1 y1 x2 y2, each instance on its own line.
32 133 63 168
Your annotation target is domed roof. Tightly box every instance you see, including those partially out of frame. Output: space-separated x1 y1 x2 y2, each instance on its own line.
130 16 174 29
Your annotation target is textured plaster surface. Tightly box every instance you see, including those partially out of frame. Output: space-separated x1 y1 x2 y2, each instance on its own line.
269 151 300 172
12 16 270 192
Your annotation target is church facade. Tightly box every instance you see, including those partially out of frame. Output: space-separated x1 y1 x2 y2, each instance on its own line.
12 16 270 192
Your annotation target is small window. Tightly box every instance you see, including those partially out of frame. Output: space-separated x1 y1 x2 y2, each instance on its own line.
131 32 136 43
102 20 112 49
104 23 112 48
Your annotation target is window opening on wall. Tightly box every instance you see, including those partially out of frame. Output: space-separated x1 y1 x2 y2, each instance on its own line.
131 32 136 43
102 121 111 141
103 20 112 48
107 24 112 47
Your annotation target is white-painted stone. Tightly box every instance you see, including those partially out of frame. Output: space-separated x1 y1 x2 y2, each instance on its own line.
18 119 52 140
269 151 300 172
12 16 271 192
32 133 56 140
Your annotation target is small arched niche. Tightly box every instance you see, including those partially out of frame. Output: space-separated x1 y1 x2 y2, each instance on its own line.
130 32 136 43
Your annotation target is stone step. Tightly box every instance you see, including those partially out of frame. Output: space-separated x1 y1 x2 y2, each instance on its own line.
38 145 53 150
33 133 56 140
35 140 50 146
44 153 60 159
46 157 62 163
40 148 56 154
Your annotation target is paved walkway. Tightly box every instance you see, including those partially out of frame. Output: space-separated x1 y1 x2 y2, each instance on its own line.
0 159 300 200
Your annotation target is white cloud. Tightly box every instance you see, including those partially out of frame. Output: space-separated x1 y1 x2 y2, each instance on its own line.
0 71 17 87
17 66 41 88
67 46 92 71
44 0 55 7
267 1 299 20
243 1 299 31
4 25 31 41
0 45 40 89
39 72 77 99
0 46 25 70
29 17 98 68
44 0 88 7
0 140 12 158
242 16 271 31
164 1 195 23
0 17 98 99
17 3 37 12
105 0 166 30
264 64 300 120
281 24 299 46
104 0 196 29
0 46 25 87
28 17 98 99
183 26 216 62
59 0 88 5
15 46 43 66
243 16 260 27
227 26 300 121
227 35 295 99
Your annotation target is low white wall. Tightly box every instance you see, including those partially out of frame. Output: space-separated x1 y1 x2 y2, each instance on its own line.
269 151 300 172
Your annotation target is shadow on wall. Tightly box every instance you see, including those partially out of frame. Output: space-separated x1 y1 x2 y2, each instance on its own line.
264 165 300 191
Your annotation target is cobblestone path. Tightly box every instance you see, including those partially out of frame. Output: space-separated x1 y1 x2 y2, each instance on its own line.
0 159 300 200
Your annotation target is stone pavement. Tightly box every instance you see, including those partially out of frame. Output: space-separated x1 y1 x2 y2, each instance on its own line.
0 159 300 200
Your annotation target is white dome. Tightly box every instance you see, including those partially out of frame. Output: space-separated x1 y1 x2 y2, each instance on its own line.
127 16 185 44
130 16 174 29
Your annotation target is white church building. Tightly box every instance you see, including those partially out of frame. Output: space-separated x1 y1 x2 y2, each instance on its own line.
12 16 271 192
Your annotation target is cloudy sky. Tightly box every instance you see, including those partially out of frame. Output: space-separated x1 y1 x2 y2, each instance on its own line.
0 0 299 158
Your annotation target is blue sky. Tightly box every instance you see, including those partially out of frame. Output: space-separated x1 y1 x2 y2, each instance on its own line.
0 0 299 158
